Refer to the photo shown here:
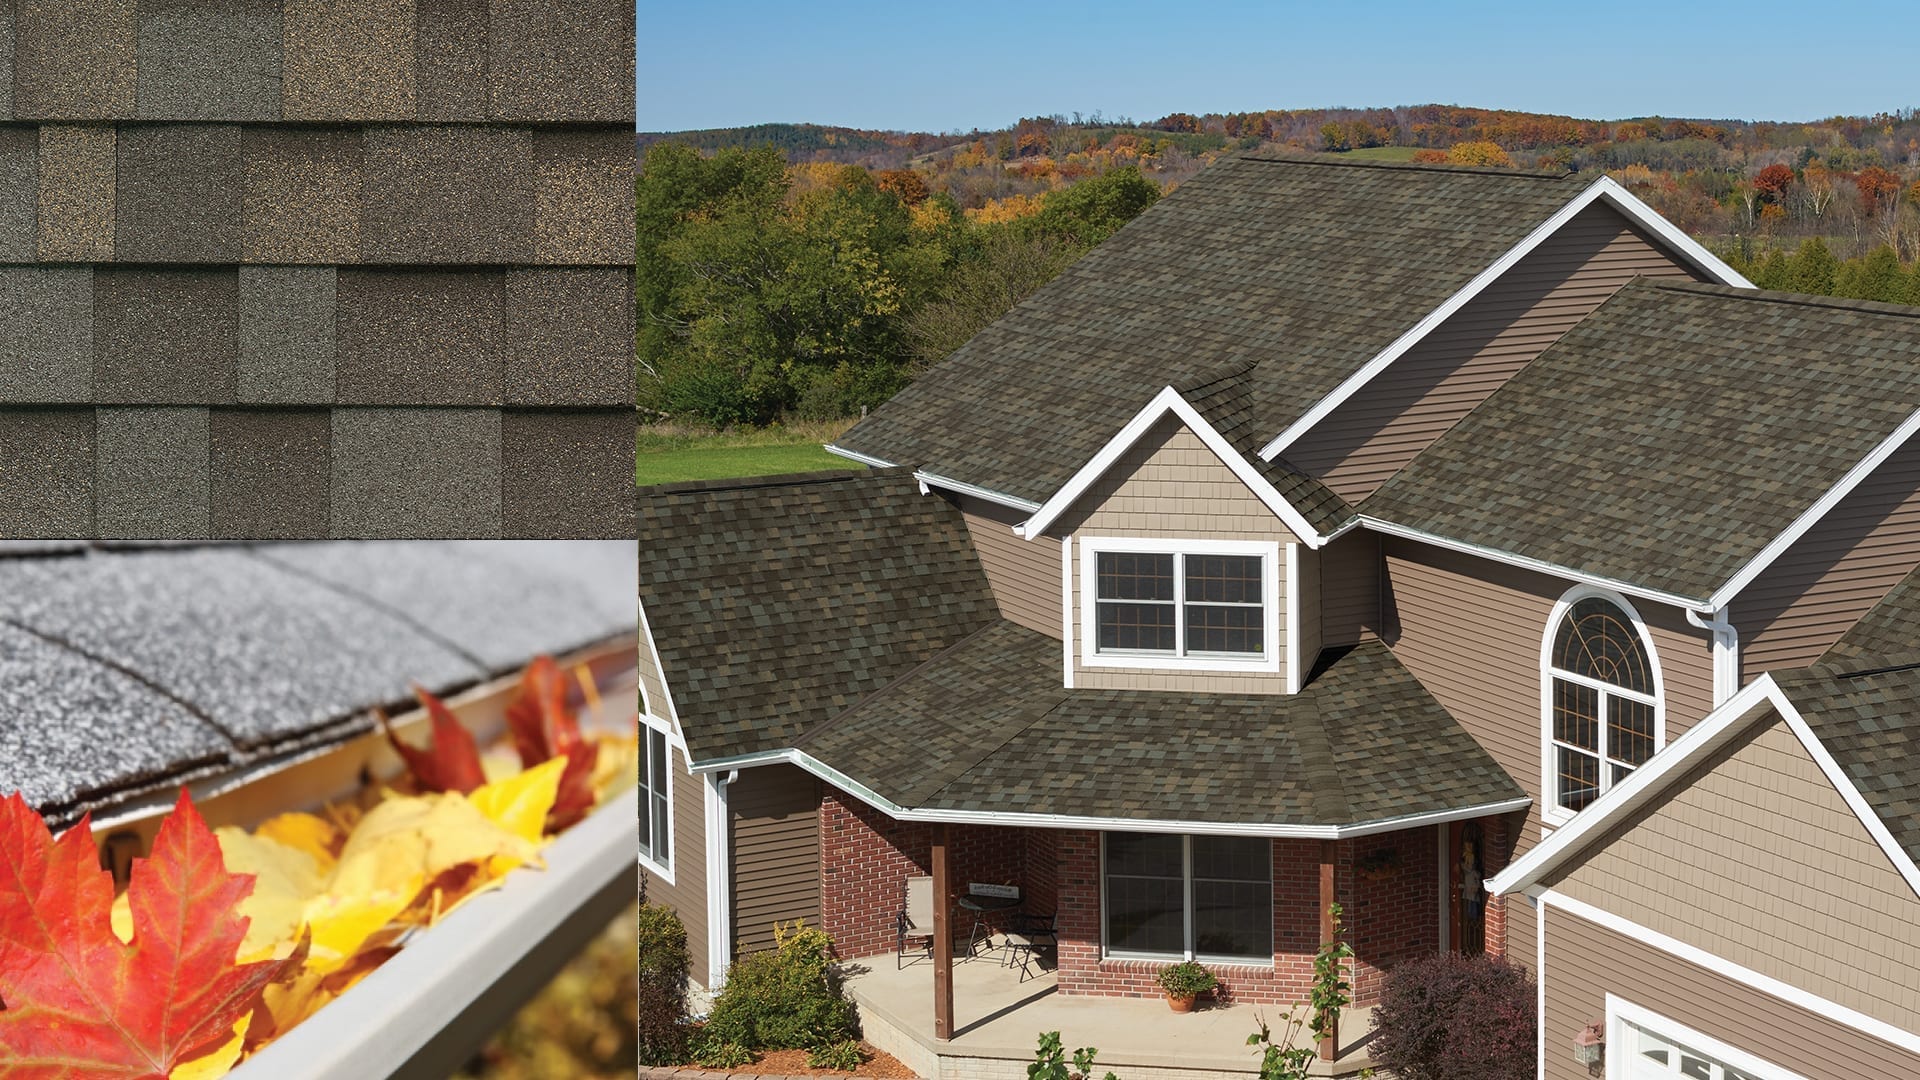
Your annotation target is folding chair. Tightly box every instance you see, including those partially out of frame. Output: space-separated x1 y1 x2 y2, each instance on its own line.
897 875 934 969
1002 911 1057 982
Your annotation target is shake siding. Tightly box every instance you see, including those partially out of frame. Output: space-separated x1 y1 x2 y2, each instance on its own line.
1055 416 1299 693
641 745 709 986
1553 714 1920 1032
730 763 822 957
1285 203 1703 503
638 626 671 725
1320 530 1380 646
1736 435 1920 673
951 492 1061 638
1543 905 1920 1080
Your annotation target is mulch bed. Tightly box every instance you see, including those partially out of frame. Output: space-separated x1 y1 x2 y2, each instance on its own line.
719 1043 917 1078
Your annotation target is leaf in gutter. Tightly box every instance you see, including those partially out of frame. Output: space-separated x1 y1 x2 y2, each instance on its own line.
168 1014 249 1080
253 813 342 876
0 790 296 1078
469 757 566 843
504 656 601 831
378 686 486 795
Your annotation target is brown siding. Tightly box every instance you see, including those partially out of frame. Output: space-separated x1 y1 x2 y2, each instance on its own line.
1320 530 1379 646
951 493 1062 639
1286 203 1704 503
1059 416 1299 693
1544 904 1920 1080
731 763 822 956
1295 544 1322 678
1737 435 1920 673
641 745 710 986
1553 713 1920 1030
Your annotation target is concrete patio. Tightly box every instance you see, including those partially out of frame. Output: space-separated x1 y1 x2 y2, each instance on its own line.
842 952 1379 1079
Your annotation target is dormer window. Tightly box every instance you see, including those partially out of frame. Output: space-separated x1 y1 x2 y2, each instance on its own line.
1079 538 1281 672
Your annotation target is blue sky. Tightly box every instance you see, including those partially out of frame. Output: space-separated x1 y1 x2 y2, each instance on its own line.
639 0 1920 133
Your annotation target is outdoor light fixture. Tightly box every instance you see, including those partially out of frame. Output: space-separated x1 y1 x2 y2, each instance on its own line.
1572 1020 1606 1066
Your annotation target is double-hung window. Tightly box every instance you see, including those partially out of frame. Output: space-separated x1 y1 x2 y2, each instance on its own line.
639 717 673 875
1544 591 1661 822
1102 832 1273 962
1081 538 1280 672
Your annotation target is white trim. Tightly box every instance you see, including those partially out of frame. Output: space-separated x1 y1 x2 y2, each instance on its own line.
637 599 688 754
1017 386 1326 546
638 715 675 884
1258 175 1751 461
1061 535 1075 689
823 443 897 470
1538 586 1666 829
916 471 1041 513
704 770 735 987
1285 542 1303 694
1542 890 1920 1059
1707 407 1920 610
1077 536 1282 674
1606 994 1807 1080
1687 605 1741 706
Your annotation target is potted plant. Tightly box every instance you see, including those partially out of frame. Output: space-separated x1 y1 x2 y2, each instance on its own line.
1157 961 1218 1012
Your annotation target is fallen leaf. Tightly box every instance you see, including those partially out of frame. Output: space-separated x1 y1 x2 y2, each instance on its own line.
470 757 566 843
379 686 485 795
505 656 601 830
254 812 342 875
169 1014 250 1080
216 827 327 958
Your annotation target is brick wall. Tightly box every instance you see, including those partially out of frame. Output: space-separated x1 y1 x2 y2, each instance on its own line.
1482 811 1515 960
1346 827 1441 1003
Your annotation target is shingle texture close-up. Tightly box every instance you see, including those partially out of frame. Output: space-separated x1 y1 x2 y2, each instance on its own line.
0 2 636 539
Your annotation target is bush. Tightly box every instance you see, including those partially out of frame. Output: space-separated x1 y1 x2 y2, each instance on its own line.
806 1039 868 1071
692 1037 753 1069
704 921 859 1051
1370 952 1535 1080
637 902 692 1066
1156 961 1218 999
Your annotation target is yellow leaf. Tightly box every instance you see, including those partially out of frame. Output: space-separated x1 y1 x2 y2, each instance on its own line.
111 891 132 944
254 812 341 875
260 970 333 1042
169 1013 250 1080
469 757 565 843
334 792 542 897
217 826 326 957
302 879 420 974
591 733 639 806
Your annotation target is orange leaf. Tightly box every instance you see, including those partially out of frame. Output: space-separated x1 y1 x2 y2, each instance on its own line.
380 686 486 795
503 656 600 831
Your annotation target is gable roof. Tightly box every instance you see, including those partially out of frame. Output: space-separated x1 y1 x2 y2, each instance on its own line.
833 155 1582 508
636 469 1003 764
1363 280 1920 607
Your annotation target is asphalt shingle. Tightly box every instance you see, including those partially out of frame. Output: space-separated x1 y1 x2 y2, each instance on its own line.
35 125 114 261
11 0 137 120
0 128 33 261
1775 664 1920 873
329 408 503 538
209 408 331 538
135 0 283 121
361 126 533 263
487 0 634 122
0 6 13 120
1822 565 1920 672
505 269 634 405
94 406 211 539
336 269 505 406
0 268 92 403
0 408 93 539
94 269 239 404
533 127 634 265
240 126 364 264
281 0 416 120
116 124 243 262
501 409 636 538
416 0 490 121
238 266 336 404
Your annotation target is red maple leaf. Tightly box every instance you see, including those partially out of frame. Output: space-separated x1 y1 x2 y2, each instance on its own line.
379 685 487 795
0 789 297 1078
504 656 600 831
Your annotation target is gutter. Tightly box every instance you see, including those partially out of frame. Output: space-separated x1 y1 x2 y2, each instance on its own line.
1685 605 1741 706
822 445 1044 513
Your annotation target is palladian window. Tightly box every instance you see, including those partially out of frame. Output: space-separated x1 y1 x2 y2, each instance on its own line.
1546 593 1660 817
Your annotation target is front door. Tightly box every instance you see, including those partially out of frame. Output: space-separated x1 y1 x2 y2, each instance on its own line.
1448 820 1486 956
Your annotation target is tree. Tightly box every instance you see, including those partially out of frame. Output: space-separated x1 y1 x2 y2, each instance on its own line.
1857 165 1902 216
1446 141 1514 167
1753 163 1794 202
1788 237 1839 294
905 231 1076 373
1833 246 1907 302
1022 166 1161 248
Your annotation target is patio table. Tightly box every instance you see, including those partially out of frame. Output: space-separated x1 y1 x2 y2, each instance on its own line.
958 893 1021 960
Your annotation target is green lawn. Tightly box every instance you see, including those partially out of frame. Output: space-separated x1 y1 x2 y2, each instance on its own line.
635 419 863 485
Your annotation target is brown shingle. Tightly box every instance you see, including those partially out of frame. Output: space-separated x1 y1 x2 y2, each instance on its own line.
501 409 634 538
416 0 489 121
361 125 533 263
0 128 33 262
94 269 240 405
329 408 502 538
36 126 114 262
0 408 93 538
533 127 633 265
487 0 634 122
241 126 364 264
135 0 283 121
116 124 243 263
504 269 633 405
210 408 331 538
0 6 13 120
12 0 137 120
336 269 504 405
281 0 416 121
94 406 211 539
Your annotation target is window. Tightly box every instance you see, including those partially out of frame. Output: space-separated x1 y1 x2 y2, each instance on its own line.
1102 832 1272 962
639 720 672 873
1544 591 1660 820
1080 538 1280 672
1609 999 1792 1080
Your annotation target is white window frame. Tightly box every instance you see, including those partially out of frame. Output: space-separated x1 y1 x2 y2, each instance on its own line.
1540 585 1665 828
1606 995 1804 1080
1098 832 1274 967
639 713 674 882
1079 536 1281 673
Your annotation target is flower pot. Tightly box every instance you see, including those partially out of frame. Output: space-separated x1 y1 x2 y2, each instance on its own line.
1166 992 1196 1013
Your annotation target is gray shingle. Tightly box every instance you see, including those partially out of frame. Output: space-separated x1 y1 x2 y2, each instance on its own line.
36 125 114 262
135 0 283 121
1776 665 1920 872
281 0 416 120
534 127 634 265
452 539 636 630
361 126 533 263
0 268 92 402
209 408 331 539
0 408 93 538
1821 564 1920 673
116 124 243 262
95 406 211 539
94 269 239 404
12 0 137 119
0 6 13 119
241 126 364 264
505 269 634 405
487 0 634 122
417 0 490 121
0 128 33 261
336 269 504 405
239 266 336 404
329 408 503 538
501 410 635 538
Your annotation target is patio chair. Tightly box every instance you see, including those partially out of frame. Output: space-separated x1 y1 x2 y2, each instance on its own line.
897 875 934 969
1002 911 1057 982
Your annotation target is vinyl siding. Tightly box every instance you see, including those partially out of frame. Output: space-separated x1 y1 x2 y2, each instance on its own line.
1552 713 1920 1033
951 492 1061 639
1056 416 1299 693
1286 203 1704 503
641 744 710 987
1543 903 1920 1080
1736 435 1920 673
731 763 822 956
1295 543 1322 680
1320 530 1379 646
638 617 672 728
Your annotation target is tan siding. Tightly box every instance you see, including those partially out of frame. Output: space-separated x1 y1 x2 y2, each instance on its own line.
1288 204 1704 503
1320 531 1379 646
1544 904 1920 1080
641 746 710 986
638 616 672 728
1059 416 1299 693
1554 714 1920 1031
731 763 822 956
952 493 1062 639
1295 544 1321 679
1737 435 1920 673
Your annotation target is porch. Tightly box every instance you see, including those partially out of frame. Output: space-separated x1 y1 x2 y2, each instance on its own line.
843 950 1380 1079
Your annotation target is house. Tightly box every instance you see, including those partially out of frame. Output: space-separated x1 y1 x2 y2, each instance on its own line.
638 155 1920 1077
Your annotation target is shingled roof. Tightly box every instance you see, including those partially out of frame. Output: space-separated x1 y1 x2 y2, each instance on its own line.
834 156 1577 509
1769 664 1920 873
0 539 637 828
1363 280 1920 604
0 4 636 540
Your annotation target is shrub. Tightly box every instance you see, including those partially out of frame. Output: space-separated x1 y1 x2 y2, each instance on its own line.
1029 1031 1117 1080
704 921 859 1051
692 1037 753 1069
1155 960 1218 999
806 1039 868 1071
637 902 692 1066
1370 952 1535 1080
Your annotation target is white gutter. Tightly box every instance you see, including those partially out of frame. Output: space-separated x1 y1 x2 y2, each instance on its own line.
823 443 896 469
1685 605 1740 706
821 444 1044 513
703 769 737 987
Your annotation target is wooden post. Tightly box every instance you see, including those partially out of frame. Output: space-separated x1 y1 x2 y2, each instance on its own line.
1319 839 1337 1063
932 824 953 1040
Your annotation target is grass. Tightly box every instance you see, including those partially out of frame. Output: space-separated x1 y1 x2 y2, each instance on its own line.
636 418 862 485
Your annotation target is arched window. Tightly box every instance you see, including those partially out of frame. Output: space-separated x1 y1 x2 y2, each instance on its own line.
1545 591 1660 818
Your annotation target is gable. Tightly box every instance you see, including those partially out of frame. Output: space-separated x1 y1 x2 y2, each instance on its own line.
1051 414 1301 542
1551 712 1920 1033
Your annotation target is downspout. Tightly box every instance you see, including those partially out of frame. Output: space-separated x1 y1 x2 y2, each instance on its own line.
704 769 739 988
1685 606 1739 706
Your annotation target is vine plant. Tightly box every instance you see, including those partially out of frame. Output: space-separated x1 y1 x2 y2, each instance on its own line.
1309 902 1355 1047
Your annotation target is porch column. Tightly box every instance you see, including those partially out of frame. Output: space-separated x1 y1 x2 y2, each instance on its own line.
1318 839 1337 1062
932 823 953 1040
